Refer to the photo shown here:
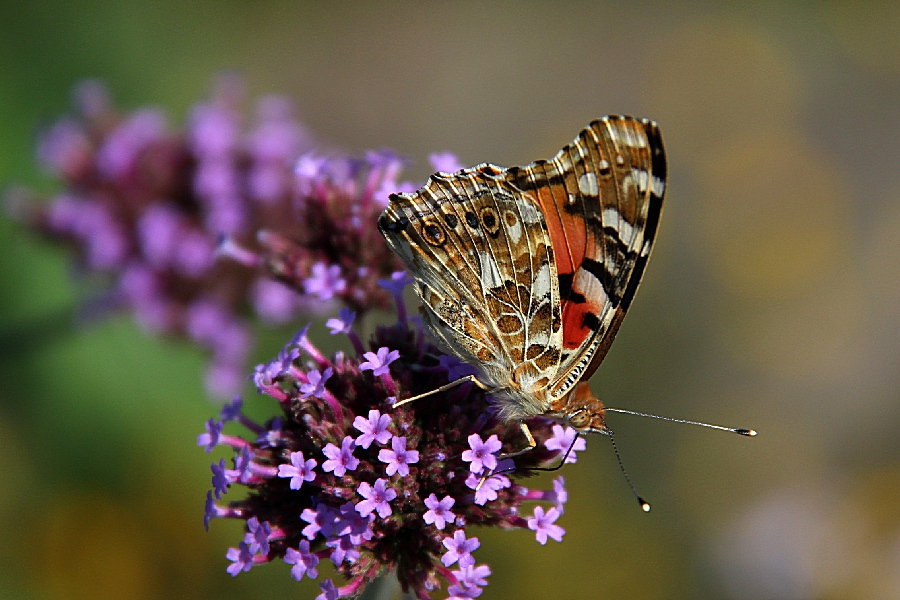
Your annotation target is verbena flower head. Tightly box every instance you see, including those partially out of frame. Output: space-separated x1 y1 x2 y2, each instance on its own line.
7 76 409 398
199 281 581 598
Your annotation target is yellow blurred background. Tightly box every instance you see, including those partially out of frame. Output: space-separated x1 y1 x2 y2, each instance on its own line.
1 2 898 599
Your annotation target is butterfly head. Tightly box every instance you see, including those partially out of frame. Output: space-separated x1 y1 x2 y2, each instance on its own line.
552 381 609 435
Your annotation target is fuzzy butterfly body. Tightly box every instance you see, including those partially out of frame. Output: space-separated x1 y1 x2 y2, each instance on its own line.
379 116 666 433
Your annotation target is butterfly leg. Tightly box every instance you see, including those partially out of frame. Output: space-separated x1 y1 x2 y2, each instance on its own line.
392 375 493 408
499 422 537 460
475 423 538 491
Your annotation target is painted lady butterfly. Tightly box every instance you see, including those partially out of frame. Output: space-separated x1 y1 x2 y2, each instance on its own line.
378 116 666 450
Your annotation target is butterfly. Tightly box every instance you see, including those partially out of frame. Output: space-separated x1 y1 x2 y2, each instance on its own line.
378 116 666 450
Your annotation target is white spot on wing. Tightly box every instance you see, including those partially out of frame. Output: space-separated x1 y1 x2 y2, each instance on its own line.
478 251 503 288
634 170 649 193
574 267 610 308
527 331 550 348
517 200 543 224
618 126 648 148
601 207 636 246
506 216 522 244
532 263 552 299
578 173 599 196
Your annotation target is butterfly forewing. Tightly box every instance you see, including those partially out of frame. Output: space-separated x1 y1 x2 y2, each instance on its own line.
379 170 563 399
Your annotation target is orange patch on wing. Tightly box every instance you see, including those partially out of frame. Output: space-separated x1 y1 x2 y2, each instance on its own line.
534 186 597 350
561 302 591 349
534 187 584 278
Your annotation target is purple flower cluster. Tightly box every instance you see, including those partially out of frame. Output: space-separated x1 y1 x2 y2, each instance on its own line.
7 77 412 397
199 280 580 599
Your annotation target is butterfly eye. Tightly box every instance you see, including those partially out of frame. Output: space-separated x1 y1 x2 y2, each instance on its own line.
479 207 500 236
421 219 446 246
568 410 590 430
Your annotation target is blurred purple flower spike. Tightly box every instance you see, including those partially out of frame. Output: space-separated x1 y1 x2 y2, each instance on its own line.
9 76 410 398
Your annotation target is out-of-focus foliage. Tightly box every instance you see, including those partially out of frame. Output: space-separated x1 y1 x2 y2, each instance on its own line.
1 2 898 599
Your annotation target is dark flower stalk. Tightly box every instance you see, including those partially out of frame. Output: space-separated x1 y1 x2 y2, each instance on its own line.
199 275 581 599
6 77 415 397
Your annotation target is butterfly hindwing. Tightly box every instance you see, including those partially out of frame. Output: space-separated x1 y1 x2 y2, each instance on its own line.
508 117 666 400
379 169 563 399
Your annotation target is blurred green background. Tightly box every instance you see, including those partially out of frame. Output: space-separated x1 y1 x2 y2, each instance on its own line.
2 1 899 599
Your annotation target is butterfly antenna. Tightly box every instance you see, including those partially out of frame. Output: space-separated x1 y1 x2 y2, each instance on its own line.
603 408 757 437
606 425 651 513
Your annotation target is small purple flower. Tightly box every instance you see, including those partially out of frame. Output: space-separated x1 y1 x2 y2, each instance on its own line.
219 395 243 421
197 418 223 452
527 506 565 545
203 490 217 532
252 360 281 391
286 322 311 348
377 271 414 297
552 477 568 514
544 424 586 464
277 451 317 489
448 564 491 599
301 504 339 540
356 478 397 519
378 436 419 477
322 436 359 477
336 501 375 543
211 459 229 499
326 307 356 334
442 530 480 568
273 345 300 377
225 542 255 576
316 579 339 600
461 434 502 474
352 409 392 449
304 262 347 301
465 472 510 506
299 367 332 399
326 533 360 565
256 416 282 448
284 540 319 581
423 494 456 530
244 516 272 556
359 346 400 377
232 446 255 483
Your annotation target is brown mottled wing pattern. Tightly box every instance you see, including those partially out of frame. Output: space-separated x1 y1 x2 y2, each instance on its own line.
378 167 563 405
506 117 666 400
